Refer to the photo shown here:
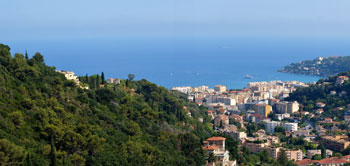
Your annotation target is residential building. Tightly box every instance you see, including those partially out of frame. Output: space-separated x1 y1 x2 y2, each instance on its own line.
307 150 321 159
316 102 326 108
285 149 303 161
214 85 227 93
276 101 300 114
106 78 121 84
203 137 237 166
214 115 229 127
232 131 247 141
293 130 311 137
266 121 280 134
255 104 272 117
283 123 298 132
56 70 80 84
322 136 350 152
276 113 290 120
336 76 349 85
171 86 192 94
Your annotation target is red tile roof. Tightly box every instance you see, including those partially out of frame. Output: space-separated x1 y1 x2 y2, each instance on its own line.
294 159 314 166
202 145 219 151
317 157 350 165
207 136 226 141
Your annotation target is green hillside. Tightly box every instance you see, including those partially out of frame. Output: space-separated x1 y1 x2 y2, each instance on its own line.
286 71 350 119
279 56 350 77
0 44 211 166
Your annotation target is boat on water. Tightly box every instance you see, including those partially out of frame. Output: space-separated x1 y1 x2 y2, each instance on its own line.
243 75 253 79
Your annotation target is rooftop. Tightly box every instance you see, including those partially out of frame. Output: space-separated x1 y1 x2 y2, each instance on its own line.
207 136 226 141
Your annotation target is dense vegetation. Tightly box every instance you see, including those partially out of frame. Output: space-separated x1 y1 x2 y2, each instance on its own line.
286 71 350 120
0 44 212 165
279 56 350 76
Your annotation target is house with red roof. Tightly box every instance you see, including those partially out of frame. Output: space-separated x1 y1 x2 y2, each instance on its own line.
202 137 237 166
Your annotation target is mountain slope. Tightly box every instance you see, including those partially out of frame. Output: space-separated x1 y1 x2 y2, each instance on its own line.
0 44 211 166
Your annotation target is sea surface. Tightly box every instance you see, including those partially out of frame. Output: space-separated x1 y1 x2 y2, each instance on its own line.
4 37 350 89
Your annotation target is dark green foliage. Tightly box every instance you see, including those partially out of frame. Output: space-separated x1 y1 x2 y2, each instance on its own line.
0 44 211 165
128 74 135 81
101 72 105 84
274 126 286 134
312 154 322 160
318 143 327 159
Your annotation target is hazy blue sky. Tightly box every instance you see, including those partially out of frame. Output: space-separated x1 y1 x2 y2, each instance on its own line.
1 0 350 40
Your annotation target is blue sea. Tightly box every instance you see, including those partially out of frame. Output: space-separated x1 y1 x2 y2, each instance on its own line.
4 37 350 89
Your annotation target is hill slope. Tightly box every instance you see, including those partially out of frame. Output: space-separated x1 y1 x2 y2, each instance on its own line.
286 71 350 119
0 44 211 166
279 56 350 77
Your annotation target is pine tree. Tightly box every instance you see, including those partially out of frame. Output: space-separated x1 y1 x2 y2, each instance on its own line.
101 72 105 84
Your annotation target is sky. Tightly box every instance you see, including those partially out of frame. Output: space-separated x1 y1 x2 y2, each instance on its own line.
1 0 350 40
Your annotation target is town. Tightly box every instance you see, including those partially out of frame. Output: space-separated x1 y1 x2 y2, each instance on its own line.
172 77 350 166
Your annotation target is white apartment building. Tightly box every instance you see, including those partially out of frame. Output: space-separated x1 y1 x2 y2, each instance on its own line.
266 121 280 134
171 86 192 94
283 123 298 132
266 121 298 134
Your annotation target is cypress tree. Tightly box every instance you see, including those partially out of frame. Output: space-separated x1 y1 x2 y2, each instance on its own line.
50 136 57 166
85 74 89 83
25 50 29 60
277 149 288 164
25 151 33 166
96 75 100 88
320 143 327 159
101 72 105 84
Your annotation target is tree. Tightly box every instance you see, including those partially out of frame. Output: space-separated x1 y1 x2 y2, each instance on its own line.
274 126 286 134
207 153 216 163
0 139 26 165
318 143 327 159
96 75 100 88
85 74 89 82
128 74 135 81
259 149 271 163
312 154 322 160
334 152 343 158
277 149 288 165
101 72 105 84
25 50 29 60
50 136 57 166
32 52 44 64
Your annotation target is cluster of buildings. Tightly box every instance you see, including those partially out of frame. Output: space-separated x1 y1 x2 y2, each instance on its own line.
172 80 350 165
295 156 350 166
